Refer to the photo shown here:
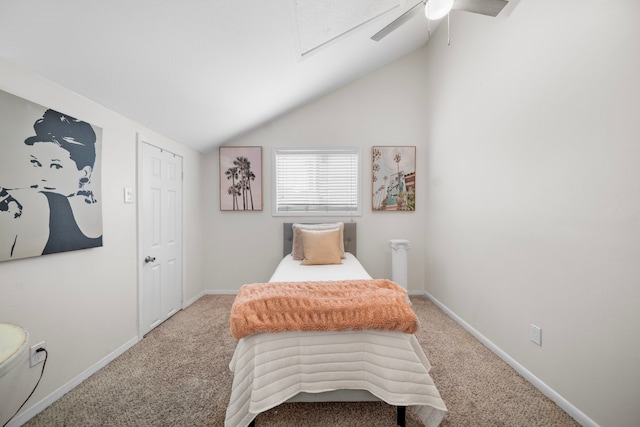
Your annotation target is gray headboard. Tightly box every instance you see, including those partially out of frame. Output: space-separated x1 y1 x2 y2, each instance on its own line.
283 223 356 257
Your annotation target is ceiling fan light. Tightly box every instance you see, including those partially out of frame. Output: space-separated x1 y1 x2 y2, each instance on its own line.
425 0 454 20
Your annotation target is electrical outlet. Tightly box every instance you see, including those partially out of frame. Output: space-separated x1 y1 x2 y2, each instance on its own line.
530 324 542 346
30 341 47 367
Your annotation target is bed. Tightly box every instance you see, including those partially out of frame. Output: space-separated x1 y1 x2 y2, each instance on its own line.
225 223 448 427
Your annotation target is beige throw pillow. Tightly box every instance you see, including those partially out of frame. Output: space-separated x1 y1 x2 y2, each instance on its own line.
291 222 345 260
300 229 343 265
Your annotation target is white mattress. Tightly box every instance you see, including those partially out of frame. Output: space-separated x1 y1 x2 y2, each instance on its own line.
225 254 448 427
268 253 372 282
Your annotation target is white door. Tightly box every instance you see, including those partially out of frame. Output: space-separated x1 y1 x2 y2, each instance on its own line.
140 141 183 336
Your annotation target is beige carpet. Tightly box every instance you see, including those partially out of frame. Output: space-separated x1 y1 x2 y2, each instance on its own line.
24 295 579 427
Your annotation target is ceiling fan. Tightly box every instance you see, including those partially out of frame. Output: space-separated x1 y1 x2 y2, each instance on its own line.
371 0 508 41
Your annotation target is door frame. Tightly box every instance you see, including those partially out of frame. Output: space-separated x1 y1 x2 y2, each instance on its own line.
136 133 186 340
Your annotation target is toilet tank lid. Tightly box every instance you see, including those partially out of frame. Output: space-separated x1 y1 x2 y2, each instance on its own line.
0 323 29 379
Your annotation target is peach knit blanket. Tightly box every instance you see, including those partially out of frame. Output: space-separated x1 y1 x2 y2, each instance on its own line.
230 279 418 340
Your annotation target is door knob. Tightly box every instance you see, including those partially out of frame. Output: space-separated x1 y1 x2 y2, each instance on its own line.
145 256 156 263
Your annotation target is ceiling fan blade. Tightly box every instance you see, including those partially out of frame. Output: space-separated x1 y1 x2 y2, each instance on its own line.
371 0 507 42
371 1 424 42
452 0 508 17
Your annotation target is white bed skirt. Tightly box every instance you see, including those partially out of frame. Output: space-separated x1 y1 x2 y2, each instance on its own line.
225 329 448 427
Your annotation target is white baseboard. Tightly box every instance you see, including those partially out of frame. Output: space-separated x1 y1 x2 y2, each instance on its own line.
184 289 242 310
423 291 598 427
8 336 138 427
184 290 237 308
184 290 207 308
205 290 239 295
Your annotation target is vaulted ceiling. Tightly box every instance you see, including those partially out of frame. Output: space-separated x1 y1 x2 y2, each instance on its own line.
0 1 442 152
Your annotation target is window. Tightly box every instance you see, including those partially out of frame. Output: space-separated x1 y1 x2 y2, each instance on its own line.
273 148 360 216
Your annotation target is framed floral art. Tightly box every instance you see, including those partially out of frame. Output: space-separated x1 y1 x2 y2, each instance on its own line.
372 146 416 211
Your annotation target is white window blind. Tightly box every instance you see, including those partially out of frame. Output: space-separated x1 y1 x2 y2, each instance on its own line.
273 148 360 216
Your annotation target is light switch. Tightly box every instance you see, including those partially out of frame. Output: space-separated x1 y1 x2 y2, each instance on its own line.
124 187 134 204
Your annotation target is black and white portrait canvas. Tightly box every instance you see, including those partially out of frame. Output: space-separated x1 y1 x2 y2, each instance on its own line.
0 90 103 262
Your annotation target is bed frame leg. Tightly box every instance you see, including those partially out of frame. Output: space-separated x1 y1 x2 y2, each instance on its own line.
397 405 406 427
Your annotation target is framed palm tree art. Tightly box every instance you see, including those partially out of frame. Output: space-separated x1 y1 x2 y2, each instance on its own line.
372 146 416 211
219 146 263 211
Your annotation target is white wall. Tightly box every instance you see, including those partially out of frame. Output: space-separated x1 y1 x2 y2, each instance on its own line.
421 1 640 426
0 58 204 425
202 51 434 292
